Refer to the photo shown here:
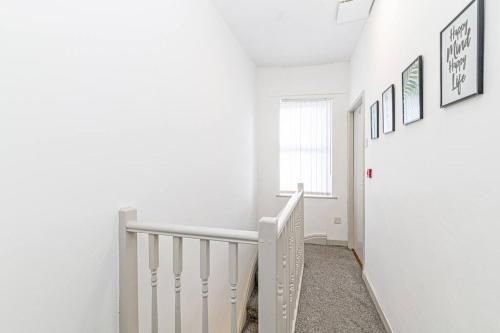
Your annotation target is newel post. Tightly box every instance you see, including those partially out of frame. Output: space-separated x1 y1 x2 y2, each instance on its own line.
258 217 278 332
119 207 139 333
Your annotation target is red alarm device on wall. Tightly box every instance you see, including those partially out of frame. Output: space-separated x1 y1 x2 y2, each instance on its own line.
367 168 373 179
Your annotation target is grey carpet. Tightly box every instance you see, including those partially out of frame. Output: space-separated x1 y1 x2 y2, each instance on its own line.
242 272 259 333
295 244 386 333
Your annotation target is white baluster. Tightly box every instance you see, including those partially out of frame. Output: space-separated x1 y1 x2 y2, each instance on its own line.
149 234 159 333
288 218 294 332
173 237 183 333
294 204 301 282
289 215 295 309
276 233 284 333
119 207 139 333
229 242 238 333
298 183 305 273
200 240 210 333
290 213 296 323
282 229 289 333
294 209 299 308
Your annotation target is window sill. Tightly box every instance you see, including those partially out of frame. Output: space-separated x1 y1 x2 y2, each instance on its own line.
276 193 338 200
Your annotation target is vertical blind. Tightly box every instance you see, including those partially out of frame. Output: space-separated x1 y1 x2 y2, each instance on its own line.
279 98 333 196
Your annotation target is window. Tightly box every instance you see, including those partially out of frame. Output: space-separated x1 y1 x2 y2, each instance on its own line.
279 98 333 197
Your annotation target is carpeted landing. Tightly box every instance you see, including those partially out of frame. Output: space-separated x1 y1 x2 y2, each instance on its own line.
295 244 386 333
242 244 386 333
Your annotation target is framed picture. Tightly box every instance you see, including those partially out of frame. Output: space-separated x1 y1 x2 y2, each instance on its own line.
382 85 395 133
402 56 423 125
440 0 484 107
370 101 379 139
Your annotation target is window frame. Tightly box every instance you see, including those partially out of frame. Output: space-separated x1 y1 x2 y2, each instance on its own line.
277 96 336 199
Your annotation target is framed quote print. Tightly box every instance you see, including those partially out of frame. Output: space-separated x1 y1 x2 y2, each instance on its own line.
370 101 379 140
440 0 484 107
382 85 395 133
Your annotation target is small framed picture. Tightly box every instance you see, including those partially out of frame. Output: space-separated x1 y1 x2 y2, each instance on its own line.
370 101 379 140
402 56 423 125
382 85 395 133
440 0 484 107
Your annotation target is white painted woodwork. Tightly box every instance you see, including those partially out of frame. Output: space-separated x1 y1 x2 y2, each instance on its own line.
352 104 365 264
149 234 159 333
291 183 305 331
229 242 238 333
119 208 139 333
200 240 210 333
281 226 289 333
126 223 258 244
276 190 302 236
118 183 304 333
258 183 304 333
173 236 183 333
288 212 293 332
279 225 285 331
258 216 278 332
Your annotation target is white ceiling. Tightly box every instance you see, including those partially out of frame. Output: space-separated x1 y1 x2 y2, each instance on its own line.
212 0 372 67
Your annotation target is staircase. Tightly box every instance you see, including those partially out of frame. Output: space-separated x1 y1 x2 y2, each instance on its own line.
242 270 259 332
118 183 304 333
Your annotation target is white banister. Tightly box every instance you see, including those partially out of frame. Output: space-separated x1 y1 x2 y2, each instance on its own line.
200 239 210 333
259 183 304 333
118 183 304 333
276 191 302 236
292 183 305 332
173 236 183 333
126 223 258 244
119 208 139 333
149 234 159 333
228 242 238 333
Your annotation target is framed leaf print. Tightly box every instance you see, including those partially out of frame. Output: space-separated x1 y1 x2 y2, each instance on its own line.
370 101 379 140
440 0 484 107
402 56 423 125
382 84 395 133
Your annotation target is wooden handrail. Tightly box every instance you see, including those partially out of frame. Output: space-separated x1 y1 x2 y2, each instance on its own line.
276 189 303 236
126 222 259 245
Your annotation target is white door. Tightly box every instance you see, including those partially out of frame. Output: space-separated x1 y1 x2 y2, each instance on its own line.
353 105 365 265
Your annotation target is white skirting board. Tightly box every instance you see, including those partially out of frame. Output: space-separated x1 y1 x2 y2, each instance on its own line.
362 272 394 333
304 233 348 247
238 252 258 332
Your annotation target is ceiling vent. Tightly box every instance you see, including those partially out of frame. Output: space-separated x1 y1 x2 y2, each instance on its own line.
336 0 375 24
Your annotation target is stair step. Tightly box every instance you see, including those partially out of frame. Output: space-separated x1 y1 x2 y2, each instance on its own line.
246 287 258 322
242 320 258 333
243 266 259 332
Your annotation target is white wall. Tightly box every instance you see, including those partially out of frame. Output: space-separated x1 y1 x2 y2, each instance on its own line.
256 64 350 241
0 0 256 332
351 0 500 332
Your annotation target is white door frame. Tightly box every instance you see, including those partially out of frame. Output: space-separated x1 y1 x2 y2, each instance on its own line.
346 92 365 255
